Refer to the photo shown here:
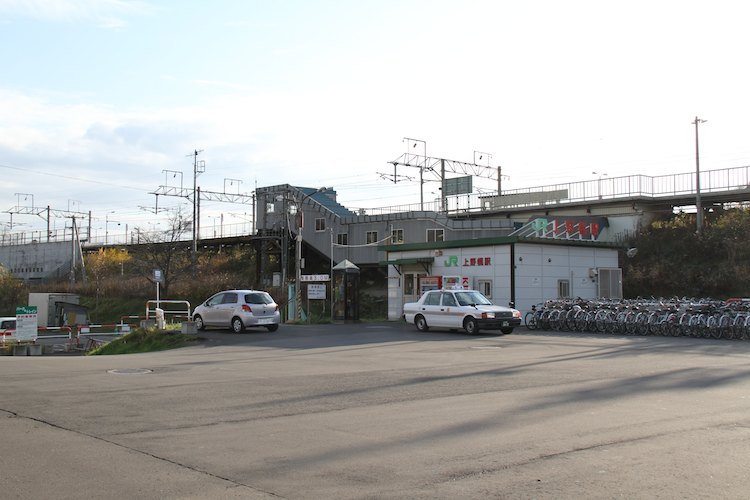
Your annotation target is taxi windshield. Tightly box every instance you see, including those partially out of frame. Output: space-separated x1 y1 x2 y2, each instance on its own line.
455 291 493 306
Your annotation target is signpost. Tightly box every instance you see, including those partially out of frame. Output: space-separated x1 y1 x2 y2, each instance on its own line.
153 269 163 306
307 284 327 300
301 275 329 324
15 306 38 342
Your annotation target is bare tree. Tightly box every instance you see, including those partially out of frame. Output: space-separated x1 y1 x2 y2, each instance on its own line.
132 208 192 297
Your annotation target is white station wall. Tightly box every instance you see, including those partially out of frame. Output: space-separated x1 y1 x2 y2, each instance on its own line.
513 243 618 313
387 242 619 320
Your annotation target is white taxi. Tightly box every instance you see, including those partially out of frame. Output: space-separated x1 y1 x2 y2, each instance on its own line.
403 289 521 335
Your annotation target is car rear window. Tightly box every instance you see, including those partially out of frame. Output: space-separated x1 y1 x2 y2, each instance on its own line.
1 320 15 329
423 292 441 306
245 293 273 305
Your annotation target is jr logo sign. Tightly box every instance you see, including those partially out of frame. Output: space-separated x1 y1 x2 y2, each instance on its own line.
444 255 459 266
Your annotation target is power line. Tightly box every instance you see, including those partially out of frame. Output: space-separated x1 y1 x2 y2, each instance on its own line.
0 161 147 191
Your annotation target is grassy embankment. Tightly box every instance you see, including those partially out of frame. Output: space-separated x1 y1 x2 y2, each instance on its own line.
87 326 201 355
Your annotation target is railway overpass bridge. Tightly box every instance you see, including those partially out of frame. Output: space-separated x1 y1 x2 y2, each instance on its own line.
2 165 750 283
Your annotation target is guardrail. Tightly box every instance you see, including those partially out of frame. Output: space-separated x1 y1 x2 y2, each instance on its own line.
4 324 137 344
145 300 191 322
5 326 74 344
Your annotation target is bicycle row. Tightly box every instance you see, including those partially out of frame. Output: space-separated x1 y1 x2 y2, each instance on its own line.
524 298 750 340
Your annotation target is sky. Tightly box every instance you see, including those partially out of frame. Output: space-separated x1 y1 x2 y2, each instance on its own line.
2 0 750 239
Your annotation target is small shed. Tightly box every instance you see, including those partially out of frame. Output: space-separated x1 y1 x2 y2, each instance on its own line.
28 293 88 327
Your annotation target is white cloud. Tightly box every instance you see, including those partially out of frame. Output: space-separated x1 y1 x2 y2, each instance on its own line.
0 0 153 28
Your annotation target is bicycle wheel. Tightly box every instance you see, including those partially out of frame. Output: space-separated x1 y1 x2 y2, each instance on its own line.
647 312 660 336
732 314 746 340
549 309 562 331
594 310 608 333
574 310 589 332
719 314 732 340
564 309 579 332
668 313 681 337
635 312 650 336
524 311 538 330
605 311 619 334
706 316 722 339
693 314 709 338
539 310 552 330
678 313 691 337
624 311 638 335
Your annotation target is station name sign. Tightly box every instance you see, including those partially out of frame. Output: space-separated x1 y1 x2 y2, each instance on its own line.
444 256 492 267
529 216 608 240
300 274 330 282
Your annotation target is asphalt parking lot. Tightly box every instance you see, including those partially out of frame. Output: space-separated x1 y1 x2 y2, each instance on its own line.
3 322 750 499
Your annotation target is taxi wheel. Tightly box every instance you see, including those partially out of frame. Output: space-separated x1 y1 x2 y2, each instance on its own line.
415 315 429 332
464 317 480 335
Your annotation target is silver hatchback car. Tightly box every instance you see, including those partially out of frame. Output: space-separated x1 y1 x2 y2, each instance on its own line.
192 290 280 333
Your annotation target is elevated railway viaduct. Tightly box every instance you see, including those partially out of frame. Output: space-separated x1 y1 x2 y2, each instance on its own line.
2 166 750 284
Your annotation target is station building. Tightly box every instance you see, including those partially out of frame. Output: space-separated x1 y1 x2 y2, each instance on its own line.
380 236 619 320
255 185 623 319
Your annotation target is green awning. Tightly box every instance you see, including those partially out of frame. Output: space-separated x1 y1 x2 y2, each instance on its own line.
378 256 434 266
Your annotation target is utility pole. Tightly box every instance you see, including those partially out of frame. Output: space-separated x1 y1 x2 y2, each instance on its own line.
189 149 205 275
404 138 426 210
692 117 707 234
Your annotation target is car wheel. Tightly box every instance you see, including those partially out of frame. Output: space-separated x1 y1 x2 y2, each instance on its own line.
464 317 480 335
266 324 279 332
231 317 244 333
415 315 429 332
194 315 205 331
501 327 514 334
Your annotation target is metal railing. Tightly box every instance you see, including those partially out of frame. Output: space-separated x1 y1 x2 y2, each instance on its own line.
0 222 256 247
355 165 750 216
145 300 192 322
3 166 750 246
84 221 254 246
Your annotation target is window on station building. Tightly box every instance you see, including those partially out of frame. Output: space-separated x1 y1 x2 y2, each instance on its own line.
366 231 378 244
558 279 571 298
391 229 404 244
315 218 325 231
477 279 492 298
427 229 444 242
337 233 348 245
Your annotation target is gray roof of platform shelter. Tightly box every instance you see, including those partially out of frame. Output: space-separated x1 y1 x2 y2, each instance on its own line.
299 187 355 217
